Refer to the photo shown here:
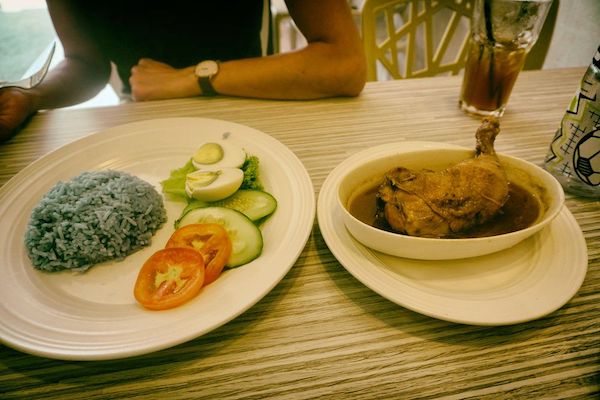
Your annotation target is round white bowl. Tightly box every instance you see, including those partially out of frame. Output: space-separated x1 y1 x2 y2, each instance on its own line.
337 142 565 260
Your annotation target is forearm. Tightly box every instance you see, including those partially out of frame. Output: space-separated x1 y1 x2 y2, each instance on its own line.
28 57 111 111
213 0 366 99
131 43 366 102
0 57 110 143
213 43 366 100
32 0 112 111
130 0 366 102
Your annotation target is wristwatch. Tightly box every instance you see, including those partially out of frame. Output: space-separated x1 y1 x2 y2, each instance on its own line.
195 60 220 96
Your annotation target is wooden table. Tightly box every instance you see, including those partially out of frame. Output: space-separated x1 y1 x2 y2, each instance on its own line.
1 68 598 399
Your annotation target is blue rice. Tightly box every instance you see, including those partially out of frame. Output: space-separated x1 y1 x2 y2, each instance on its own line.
24 170 167 272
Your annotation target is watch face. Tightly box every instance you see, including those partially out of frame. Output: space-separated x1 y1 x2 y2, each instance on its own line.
195 61 219 77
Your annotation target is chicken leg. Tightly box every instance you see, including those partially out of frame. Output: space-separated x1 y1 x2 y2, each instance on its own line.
377 117 509 238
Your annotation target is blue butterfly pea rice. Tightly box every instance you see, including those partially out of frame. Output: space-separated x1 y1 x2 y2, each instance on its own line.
24 170 167 272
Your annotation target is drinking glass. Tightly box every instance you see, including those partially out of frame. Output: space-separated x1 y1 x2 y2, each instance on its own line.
459 0 553 117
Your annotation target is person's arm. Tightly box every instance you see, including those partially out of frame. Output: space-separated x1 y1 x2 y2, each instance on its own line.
0 1 112 142
32 0 112 109
129 0 366 101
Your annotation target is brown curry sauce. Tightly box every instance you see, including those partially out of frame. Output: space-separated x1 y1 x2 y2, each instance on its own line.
348 181 540 239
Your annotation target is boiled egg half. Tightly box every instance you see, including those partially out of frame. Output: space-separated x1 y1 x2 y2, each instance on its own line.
185 168 244 202
192 141 246 170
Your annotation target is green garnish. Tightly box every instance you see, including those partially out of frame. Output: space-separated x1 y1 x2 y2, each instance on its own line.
160 159 195 201
241 155 262 191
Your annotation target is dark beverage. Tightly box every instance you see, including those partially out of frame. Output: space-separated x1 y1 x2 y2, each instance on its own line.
459 0 553 117
459 40 527 116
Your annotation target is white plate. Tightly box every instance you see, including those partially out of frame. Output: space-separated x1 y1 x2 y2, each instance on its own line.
318 142 588 326
0 117 315 360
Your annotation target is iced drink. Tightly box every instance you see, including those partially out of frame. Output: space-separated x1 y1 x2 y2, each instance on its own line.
459 0 552 117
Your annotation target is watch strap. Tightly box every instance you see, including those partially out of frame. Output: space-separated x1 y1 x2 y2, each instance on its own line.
198 76 217 96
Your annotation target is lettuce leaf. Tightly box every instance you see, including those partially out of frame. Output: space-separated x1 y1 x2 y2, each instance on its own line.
160 158 195 201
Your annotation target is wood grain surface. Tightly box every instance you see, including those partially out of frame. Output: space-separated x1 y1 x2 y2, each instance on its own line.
1 67 598 399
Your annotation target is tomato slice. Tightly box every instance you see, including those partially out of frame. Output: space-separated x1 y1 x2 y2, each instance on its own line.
165 223 232 285
134 247 205 310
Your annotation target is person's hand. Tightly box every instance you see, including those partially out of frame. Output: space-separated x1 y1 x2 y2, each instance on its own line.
0 88 36 143
129 58 200 101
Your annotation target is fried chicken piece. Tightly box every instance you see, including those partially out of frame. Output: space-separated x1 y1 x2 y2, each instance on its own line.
377 117 509 238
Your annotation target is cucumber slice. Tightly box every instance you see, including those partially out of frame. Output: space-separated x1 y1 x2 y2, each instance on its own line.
178 207 263 267
176 190 277 227
212 190 277 221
